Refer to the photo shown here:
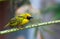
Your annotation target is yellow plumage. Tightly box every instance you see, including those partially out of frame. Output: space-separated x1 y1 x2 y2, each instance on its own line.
4 13 32 28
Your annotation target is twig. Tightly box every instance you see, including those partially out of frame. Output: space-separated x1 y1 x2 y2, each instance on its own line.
0 20 60 35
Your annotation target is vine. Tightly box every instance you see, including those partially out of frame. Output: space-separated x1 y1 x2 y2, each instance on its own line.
0 20 60 35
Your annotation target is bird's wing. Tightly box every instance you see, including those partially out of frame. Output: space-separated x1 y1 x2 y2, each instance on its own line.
9 17 24 27
4 17 16 28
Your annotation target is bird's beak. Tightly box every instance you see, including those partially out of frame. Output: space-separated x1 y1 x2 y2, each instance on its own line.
27 16 33 20
29 17 33 19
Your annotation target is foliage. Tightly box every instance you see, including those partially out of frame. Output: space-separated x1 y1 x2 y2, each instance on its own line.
41 3 60 19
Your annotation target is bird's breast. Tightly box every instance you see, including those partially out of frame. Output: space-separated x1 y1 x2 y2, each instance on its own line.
21 19 29 25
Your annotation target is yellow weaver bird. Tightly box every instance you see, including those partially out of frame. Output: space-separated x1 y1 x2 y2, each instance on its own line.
4 13 33 28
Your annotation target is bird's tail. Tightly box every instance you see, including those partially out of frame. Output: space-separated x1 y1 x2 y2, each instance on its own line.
4 23 10 28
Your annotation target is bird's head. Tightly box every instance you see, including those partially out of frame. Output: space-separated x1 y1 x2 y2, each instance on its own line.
19 13 33 20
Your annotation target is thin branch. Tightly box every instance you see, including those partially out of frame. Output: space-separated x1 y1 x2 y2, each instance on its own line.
0 20 60 35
